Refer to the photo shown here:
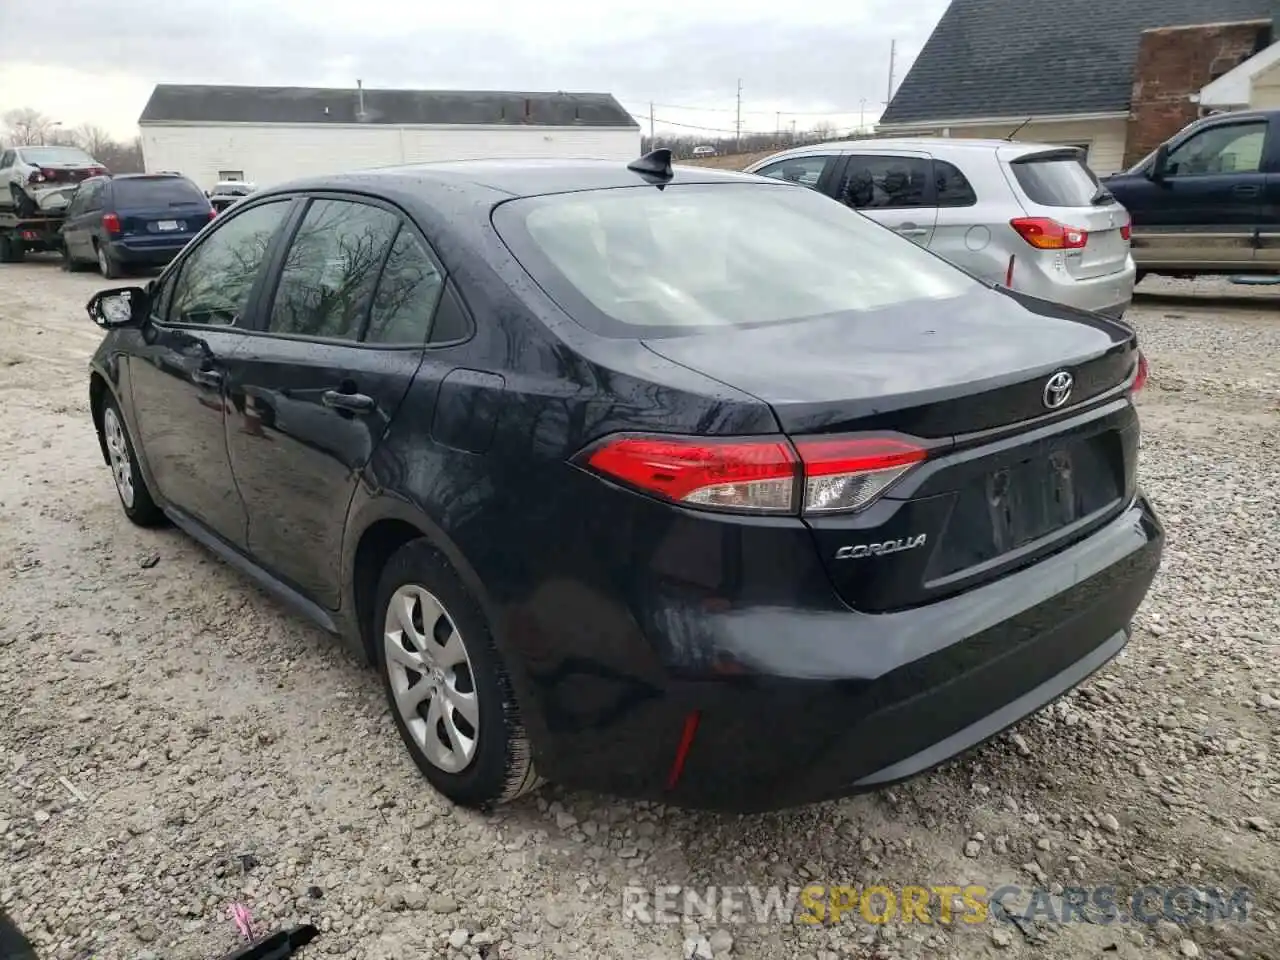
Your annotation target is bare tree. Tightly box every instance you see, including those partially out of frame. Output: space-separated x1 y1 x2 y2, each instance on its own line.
2 107 56 146
811 120 837 141
72 123 114 158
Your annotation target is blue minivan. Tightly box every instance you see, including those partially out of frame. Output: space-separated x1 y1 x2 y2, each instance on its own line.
61 173 214 278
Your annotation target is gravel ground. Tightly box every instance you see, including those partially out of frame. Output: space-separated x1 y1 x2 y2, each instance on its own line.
1 261 1277 960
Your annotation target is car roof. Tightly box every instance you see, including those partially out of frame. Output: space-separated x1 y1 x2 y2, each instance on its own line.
750 137 1072 165
263 157 764 201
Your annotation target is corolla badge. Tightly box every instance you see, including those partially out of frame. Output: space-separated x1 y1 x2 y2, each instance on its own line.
835 534 927 560
1042 370 1074 410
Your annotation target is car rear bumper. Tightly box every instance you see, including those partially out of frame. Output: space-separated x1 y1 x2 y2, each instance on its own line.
107 237 192 265
519 493 1162 812
1017 255 1136 317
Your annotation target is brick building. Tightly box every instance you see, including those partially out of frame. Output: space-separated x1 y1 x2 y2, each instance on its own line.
877 0 1280 175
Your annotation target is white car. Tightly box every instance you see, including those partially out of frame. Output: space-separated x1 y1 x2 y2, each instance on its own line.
0 145 107 217
691 145 717 157
208 180 256 213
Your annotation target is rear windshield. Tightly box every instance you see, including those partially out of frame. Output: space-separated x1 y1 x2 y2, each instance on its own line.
493 183 975 337
20 146 93 165
1010 156 1102 207
112 177 207 207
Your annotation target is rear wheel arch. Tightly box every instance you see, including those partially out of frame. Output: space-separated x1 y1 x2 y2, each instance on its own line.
89 372 111 464
348 511 496 666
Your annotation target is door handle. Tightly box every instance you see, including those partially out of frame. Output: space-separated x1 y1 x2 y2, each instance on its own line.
191 368 223 388
897 227 928 237
322 390 375 413
1232 184 1262 197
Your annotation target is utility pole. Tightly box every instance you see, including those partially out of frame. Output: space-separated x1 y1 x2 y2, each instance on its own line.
790 119 797 143
776 111 781 144
886 40 897 106
735 79 743 152
859 99 866 134
649 102 655 146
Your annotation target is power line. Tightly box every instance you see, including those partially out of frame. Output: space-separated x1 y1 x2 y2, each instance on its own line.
622 99 877 119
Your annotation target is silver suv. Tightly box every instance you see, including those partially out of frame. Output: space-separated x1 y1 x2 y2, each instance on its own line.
744 139 1136 318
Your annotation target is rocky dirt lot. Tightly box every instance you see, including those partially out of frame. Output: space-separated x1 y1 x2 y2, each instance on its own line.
0 260 1277 960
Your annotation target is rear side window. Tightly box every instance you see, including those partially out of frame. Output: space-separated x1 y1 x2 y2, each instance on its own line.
111 177 207 207
835 156 931 209
1009 155 1100 207
267 199 398 340
366 227 446 345
494 182 976 337
933 160 977 207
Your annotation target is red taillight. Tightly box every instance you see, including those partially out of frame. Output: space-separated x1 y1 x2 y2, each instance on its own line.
792 436 929 513
102 213 121 236
27 170 43 184
40 168 56 180
578 432 928 515
1010 217 1088 250
1120 218 1132 242
581 435 799 513
208 208 218 220
1132 351 1148 393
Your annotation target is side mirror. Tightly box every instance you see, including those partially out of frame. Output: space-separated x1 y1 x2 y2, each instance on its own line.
86 286 148 329
1149 143 1170 181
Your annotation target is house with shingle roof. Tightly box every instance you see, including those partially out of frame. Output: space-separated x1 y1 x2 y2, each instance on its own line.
878 0 1280 174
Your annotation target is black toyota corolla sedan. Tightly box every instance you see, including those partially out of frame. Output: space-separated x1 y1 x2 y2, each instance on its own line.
84 151 1162 813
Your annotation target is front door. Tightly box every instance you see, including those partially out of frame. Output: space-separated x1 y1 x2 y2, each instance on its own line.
126 198 295 546
828 152 939 246
223 196 449 607
1124 117 1271 268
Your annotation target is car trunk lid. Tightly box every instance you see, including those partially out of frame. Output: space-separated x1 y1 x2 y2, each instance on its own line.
643 286 1141 610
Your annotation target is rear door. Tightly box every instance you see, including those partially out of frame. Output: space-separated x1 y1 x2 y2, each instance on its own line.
222 195 451 607
1123 117 1271 267
1002 147 1131 280
924 156 983 272
828 151 938 245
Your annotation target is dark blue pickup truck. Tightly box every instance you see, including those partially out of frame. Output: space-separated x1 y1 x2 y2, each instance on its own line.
1103 109 1280 279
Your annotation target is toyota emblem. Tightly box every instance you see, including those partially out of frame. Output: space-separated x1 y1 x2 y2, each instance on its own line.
1042 371 1074 409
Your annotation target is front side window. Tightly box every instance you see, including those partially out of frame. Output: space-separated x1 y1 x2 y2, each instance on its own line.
494 182 976 337
753 156 833 188
81 181 104 212
267 199 399 340
167 200 291 327
366 227 446 345
1165 122 1266 176
836 156 931 209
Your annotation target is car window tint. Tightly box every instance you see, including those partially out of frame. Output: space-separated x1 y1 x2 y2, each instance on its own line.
168 201 291 327
82 181 104 211
498 182 975 335
934 160 977 207
112 177 207 207
268 199 398 340
836 156 931 209
753 156 830 188
1166 121 1267 176
1010 156 1100 206
366 226 446 345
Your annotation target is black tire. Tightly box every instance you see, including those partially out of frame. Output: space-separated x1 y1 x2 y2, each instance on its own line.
95 242 122 279
9 185 36 218
61 242 87 272
99 394 165 527
0 234 22 264
374 539 541 809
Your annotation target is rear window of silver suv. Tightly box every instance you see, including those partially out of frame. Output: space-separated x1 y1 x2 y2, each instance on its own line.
1010 156 1102 207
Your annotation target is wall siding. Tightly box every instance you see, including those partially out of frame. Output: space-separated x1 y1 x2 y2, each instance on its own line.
1250 59 1280 106
140 124 641 190
882 119 1129 176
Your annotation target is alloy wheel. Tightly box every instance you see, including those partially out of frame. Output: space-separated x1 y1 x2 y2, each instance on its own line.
102 407 135 508
383 585 479 773
97 246 110 278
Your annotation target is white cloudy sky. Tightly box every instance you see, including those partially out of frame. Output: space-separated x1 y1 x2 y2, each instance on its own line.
0 0 948 140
